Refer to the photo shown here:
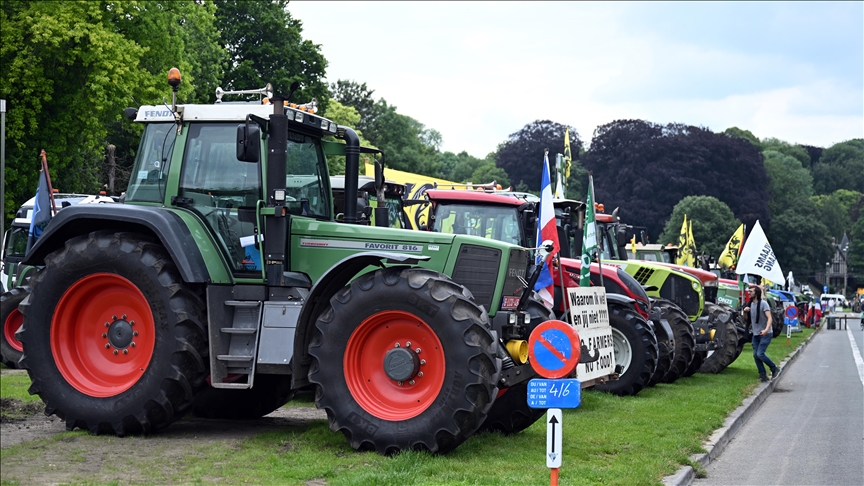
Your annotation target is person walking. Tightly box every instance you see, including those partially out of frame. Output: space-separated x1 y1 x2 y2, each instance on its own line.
744 286 780 382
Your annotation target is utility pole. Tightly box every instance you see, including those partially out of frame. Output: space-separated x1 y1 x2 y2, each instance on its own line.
1 99 6 256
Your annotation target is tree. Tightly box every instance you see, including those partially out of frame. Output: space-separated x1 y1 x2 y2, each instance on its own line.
767 198 834 278
436 151 491 183
366 100 439 176
658 196 741 260
810 189 864 241
760 138 811 168
320 99 375 176
329 80 442 177
812 139 864 194
849 217 864 281
330 79 377 134
582 120 769 241
470 164 511 189
763 150 814 216
723 127 760 149
1 1 224 221
494 120 583 193
217 0 327 106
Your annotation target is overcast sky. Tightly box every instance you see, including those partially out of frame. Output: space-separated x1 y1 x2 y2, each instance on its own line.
289 1 863 158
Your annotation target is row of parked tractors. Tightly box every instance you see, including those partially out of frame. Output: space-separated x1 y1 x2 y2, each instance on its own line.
0 71 775 456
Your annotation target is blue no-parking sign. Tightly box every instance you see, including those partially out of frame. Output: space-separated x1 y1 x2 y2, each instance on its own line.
527 320 581 379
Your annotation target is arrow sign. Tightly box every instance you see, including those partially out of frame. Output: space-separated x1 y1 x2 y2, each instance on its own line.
546 408 562 468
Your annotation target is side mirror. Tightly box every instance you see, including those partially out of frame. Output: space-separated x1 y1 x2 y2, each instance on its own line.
616 227 629 247
236 123 260 162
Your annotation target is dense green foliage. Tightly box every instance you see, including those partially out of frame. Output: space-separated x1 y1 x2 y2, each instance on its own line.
658 196 741 259
494 120 584 196
214 0 327 105
1 0 222 212
582 120 769 241
0 1 859 293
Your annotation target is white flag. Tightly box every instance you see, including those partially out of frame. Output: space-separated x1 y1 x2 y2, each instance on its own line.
735 220 784 283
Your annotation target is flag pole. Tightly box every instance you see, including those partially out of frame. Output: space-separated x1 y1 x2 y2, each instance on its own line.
737 224 747 310
590 173 603 287
39 149 56 214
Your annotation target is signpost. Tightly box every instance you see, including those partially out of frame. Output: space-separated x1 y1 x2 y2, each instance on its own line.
785 305 798 344
526 313 588 486
546 408 562 469
526 287 611 486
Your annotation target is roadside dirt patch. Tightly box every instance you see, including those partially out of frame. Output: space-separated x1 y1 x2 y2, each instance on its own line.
0 398 328 484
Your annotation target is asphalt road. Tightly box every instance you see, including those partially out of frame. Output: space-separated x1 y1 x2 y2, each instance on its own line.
695 314 864 486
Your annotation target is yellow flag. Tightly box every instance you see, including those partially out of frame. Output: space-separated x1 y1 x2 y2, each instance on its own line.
563 128 572 178
631 235 636 256
685 219 696 267
718 223 745 270
675 215 688 265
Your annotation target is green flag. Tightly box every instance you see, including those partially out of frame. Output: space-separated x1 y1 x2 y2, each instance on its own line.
580 175 597 287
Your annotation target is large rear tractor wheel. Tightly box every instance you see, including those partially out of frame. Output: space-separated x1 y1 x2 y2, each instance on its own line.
1 286 29 368
19 231 208 435
653 300 695 384
699 318 739 374
594 304 658 397
308 267 500 454
192 374 294 419
481 293 552 435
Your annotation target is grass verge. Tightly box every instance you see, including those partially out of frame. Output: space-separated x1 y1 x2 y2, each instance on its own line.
0 328 814 485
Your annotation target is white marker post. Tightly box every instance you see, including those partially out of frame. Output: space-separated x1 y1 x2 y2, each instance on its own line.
547 408 563 485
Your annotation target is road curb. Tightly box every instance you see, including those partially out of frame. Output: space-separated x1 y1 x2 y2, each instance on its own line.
662 327 820 486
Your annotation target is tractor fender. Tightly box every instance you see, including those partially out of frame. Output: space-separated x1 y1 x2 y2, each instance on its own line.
292 251 430 389
605 292 637 307
22 204 210 283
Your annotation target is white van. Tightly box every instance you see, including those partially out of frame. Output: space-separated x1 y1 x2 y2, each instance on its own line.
820 293 846 311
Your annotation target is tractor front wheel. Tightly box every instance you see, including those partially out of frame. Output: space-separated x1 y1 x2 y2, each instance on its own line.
309 267 500 454
1 287 29 368
19 231 208 435
653 300 695 384
594 303 658 396
699 318 739 374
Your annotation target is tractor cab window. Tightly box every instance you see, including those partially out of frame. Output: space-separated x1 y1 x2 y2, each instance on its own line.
125 123 177 203
431 203 522 246
3 225 29 263
598 223 621 260
178 123 262 273
285 132 330 219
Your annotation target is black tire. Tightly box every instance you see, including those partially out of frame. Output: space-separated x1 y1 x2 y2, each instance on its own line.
480 293 552 435
683 350 706 377
308 267 500 455
699 318 739 374
19 231 208 435
192 374 294 419
647 342 673 387
653 300 695 384
1 286 29 368
594 304 658 397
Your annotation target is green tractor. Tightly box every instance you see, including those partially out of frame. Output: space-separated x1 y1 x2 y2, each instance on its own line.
17 72 554 454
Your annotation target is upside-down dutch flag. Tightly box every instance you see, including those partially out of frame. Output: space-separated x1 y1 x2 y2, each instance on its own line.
533 152 560 309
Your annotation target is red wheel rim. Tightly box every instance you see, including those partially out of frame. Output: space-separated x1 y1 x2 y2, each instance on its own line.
344 310 445 420
51 273 156 397
3 307 24 352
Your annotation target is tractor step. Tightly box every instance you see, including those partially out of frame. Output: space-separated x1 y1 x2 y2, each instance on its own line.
216 355 254 362
207 291 263 390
